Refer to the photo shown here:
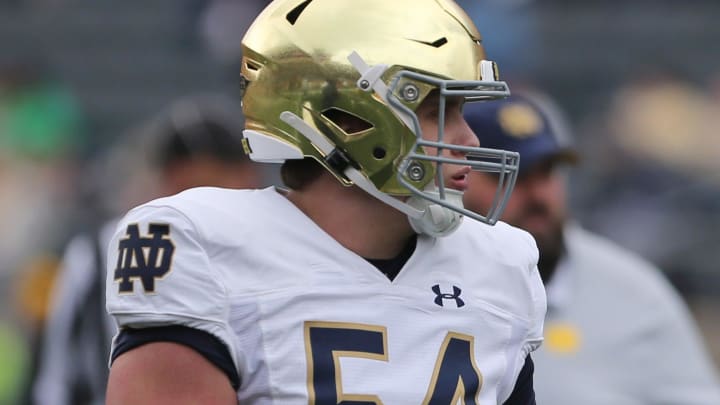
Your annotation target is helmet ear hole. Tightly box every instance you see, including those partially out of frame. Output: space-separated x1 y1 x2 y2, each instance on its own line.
321 108 374 135
244 60 262 72
241 58 263 82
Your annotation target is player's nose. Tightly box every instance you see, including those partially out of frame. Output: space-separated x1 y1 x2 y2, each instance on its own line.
452 118 480 156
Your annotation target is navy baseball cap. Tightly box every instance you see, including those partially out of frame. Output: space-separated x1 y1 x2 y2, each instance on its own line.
464 93 579 174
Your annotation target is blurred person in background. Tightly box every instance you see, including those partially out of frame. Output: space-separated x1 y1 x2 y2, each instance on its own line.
31 94 265 405
0 57 84 279
462 92 720 404
578 73 720 296
0 56 85 405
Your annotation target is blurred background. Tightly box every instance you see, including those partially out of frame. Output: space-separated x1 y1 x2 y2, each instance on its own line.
0 0 718 403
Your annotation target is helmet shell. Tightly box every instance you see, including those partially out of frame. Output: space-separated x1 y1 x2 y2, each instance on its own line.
241 0 487 195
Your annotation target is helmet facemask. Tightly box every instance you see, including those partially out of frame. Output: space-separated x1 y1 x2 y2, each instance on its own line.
345 53 519 236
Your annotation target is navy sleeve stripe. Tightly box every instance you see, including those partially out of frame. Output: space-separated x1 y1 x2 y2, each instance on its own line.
502 354 535 405
111 325 240 390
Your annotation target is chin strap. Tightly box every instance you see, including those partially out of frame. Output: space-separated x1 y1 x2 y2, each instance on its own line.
280 111 421 219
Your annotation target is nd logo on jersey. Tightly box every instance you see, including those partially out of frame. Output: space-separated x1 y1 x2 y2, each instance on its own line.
114 223 175 294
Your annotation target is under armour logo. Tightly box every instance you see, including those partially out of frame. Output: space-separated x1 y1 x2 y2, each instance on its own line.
114 223 175 294
432 284 465 308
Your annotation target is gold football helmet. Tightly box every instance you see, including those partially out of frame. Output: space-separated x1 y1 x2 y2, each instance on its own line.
241 0 518 236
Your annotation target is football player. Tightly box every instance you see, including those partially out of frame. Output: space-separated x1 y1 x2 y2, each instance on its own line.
105 1 546 404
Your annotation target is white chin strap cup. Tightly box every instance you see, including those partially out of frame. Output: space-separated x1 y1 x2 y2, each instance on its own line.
406 189 464 237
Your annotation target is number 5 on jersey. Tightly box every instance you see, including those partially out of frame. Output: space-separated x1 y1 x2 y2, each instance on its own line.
304 321 483 404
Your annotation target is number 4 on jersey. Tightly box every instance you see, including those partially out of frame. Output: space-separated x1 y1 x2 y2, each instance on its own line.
304 321 482 404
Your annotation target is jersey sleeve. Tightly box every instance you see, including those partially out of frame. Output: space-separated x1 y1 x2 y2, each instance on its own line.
105 203 238 370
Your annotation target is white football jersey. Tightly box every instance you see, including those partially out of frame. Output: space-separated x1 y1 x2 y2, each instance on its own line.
106 186 545 404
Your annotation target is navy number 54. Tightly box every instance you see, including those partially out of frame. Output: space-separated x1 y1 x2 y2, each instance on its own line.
304 321 483 404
